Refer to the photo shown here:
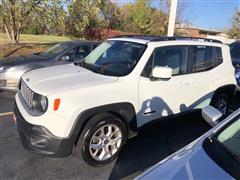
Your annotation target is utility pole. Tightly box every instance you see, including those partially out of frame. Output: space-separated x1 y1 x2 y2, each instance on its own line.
167 0 178 36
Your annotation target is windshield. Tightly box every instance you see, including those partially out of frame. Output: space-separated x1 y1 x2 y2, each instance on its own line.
77 40 146 76
217 118 240 158
39 43 69 57
203 115 240 178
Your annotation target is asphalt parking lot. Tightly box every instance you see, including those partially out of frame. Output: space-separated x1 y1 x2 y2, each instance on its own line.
0 91 239 180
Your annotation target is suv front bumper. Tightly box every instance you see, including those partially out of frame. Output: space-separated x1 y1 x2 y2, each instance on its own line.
14 104 74 157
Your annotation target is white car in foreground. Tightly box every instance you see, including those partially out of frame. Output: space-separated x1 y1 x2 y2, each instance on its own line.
14 36 237 166
136 106 240 179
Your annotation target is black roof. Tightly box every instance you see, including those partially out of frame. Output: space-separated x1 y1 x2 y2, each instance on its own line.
113 35 222 43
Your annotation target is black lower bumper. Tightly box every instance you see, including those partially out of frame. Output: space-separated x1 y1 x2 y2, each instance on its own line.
14 105 75 157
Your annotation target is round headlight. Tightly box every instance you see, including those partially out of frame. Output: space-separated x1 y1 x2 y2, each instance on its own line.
31 93 48 115
40 96 48 111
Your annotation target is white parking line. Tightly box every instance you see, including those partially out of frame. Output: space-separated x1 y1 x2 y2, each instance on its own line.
0 112 14 117
0 112 16 123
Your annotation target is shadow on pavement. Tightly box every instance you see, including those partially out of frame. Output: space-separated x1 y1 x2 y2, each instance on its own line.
109 110 211 179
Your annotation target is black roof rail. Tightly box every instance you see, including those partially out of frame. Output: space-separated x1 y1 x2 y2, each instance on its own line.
150 36 222 43
112 35 222 43
112 35 164 40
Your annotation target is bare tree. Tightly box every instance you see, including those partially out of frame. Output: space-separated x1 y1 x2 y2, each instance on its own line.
1 0 41 44
159 0 191 23
227 8 240 39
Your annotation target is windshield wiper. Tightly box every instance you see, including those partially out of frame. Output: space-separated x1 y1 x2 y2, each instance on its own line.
74 60 85 67
75 61 110 75
75 61 100 73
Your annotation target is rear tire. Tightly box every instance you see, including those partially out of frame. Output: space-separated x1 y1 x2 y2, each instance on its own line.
210 93 230 117
75 113 127 166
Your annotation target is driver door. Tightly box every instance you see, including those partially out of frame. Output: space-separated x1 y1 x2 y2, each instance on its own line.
138 45 193 126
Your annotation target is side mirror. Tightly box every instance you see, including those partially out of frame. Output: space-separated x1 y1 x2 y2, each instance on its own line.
202 106 222 127
61 55 71 61
151 66 172 80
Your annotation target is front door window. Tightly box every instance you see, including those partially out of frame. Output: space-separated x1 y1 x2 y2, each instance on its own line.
138 46 190 126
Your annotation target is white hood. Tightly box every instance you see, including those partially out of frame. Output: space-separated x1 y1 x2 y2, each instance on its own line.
21 64 118 96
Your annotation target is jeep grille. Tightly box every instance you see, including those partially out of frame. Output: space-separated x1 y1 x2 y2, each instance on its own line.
20 80 34 109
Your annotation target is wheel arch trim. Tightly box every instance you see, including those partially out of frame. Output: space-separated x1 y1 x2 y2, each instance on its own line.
212 84 237 100
68 102 138 147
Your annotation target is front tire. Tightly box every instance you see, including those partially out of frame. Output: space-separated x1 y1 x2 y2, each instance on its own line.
210 93 230 117
75 113 127 166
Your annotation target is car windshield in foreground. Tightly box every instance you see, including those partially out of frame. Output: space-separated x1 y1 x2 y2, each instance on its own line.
203 115 240 178
217 117 240 159
39 43 70 57
230 42 240 59
76 40 146 76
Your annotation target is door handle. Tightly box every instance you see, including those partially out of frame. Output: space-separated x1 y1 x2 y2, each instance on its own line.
178 82 190 88
211 76 219 81
184 82 190 87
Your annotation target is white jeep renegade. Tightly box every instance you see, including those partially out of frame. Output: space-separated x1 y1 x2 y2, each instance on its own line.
14 36 237 166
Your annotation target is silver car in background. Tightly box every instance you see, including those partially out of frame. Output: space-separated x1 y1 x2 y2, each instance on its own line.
0 41 99 91
136 106 240 179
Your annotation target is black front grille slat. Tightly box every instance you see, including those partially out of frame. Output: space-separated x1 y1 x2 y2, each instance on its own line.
20 80 34 109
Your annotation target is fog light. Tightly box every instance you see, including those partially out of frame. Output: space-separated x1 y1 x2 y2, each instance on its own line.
29 136 48 147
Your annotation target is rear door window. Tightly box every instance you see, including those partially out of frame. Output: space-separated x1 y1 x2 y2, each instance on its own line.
192 46 215 72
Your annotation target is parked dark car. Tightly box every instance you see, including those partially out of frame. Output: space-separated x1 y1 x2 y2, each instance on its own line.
230 41 240 84
0 41 99 91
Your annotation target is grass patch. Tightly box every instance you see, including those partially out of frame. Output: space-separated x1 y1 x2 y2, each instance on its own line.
0 44 52 58
0 33 71 44
0 33 74 58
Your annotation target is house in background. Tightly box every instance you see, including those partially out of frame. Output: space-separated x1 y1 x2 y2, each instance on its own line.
176 23 235 44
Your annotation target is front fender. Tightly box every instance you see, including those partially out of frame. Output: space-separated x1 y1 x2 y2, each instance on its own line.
69 102 138 146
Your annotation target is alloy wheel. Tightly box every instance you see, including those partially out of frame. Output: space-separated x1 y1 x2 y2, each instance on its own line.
215 97 228 116
89 124 122 161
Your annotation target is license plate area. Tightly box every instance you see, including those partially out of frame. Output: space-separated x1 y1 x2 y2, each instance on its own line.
0 80 7 87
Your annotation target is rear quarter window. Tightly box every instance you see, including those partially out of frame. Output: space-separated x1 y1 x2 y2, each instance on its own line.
215 47 223 65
